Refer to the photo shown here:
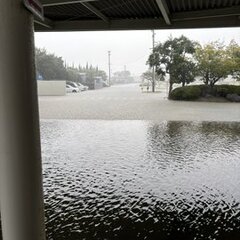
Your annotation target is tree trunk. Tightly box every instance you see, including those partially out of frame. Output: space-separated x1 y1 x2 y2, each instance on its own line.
205 73 209 85
182 81 185 87
152 66 155 92
168 80 173 98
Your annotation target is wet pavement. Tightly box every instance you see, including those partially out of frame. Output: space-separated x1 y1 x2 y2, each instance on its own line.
38 83 240 122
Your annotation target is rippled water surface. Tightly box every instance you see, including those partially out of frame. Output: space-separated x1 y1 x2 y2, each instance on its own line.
1 121 239 240
40 120 240 240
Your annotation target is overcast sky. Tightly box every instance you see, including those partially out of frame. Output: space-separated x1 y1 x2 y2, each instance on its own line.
35 28 239 76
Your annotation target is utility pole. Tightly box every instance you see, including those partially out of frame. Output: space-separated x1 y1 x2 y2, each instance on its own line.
152 30 156 92
108 51 111 86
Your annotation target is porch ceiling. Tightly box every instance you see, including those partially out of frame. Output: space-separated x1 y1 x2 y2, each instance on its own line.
35 0 240 31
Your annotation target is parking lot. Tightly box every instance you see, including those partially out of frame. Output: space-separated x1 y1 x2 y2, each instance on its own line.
38 83 240 122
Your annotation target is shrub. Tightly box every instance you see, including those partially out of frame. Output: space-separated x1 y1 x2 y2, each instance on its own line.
214 85 240 97
169 85 202 100
169 84 240 101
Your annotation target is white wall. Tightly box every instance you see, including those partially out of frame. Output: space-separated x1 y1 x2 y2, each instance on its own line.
37 80 66 96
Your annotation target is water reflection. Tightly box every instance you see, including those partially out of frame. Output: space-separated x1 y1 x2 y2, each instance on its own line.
1 120 240 240
144 121 240 240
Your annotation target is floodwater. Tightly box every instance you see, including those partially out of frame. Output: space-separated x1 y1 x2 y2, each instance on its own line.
1 120 240 240
40 120 240 240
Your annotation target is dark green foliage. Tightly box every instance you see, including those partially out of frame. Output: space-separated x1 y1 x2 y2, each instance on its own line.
171 56 197 87
35 48 67 80
227 41 240 81
169 85 240 101
35 48 107 83
214 85 240 97
147 35 197 95
147 37 239 96
169 85 202 100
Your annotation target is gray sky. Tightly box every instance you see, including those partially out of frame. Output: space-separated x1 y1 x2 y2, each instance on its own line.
35 28 239 76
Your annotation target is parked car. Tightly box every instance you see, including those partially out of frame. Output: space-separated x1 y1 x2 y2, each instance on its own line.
66 84 79 93
77 83 88 91
67 81 79 88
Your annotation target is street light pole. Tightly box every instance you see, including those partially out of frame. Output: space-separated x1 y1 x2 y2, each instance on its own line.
152 30 156 92
108 51 111 86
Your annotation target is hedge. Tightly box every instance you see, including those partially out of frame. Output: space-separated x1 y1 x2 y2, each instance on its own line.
213 85 240 97
169 85 202 100
169 84 240 101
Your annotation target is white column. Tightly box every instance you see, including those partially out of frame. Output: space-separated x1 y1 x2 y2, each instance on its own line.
0 1 46 239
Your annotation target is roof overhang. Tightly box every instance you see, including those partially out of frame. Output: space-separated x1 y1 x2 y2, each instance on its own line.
34 0 240 31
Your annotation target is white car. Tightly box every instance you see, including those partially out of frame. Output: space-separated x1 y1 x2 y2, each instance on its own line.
66 84 79 93
77 83 89 91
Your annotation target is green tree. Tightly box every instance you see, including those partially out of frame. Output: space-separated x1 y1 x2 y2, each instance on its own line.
195 42 233 87
148 35 196 96
171 55 197 87
66 67 81 82
35 48 67 80
227 40 240 81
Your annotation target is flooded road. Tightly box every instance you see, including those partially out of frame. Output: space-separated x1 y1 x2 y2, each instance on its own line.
41 120 240 240
38 84 240 122
1 83 239 240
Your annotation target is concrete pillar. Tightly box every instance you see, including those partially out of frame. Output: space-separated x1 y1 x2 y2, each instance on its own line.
0 1 46 240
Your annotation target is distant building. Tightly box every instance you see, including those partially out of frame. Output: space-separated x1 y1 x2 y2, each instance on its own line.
79 73 107 90
112 70 134 84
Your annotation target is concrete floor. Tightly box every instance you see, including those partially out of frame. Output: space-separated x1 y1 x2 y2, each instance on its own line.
38 83 240 122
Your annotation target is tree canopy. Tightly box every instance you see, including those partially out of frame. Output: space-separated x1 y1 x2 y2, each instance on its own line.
227 40 240 81
35 48 67 80
171 55 197 87
146 35 239 95
35 48 107 84
195 42 233 86
148 35 197 95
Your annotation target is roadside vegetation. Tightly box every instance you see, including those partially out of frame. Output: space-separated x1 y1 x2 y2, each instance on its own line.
35 48 135 87
169 85 240 101
35 48 107 83
144 36 240 101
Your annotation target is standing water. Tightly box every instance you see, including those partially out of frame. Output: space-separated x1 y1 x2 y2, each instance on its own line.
38 120 240 240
